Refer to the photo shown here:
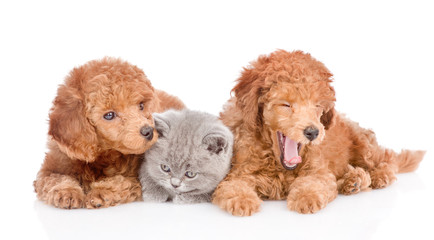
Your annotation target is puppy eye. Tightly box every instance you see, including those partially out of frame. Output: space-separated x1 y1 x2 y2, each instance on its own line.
161 164 171 172
280 103 291 108
103 111 116 120
139 102 144 111
185 171 197 178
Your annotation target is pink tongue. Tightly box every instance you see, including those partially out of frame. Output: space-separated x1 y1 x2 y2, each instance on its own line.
284 138 301 165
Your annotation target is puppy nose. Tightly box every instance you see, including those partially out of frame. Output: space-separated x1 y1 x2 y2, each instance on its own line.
304 126 319 141
140 126 154 141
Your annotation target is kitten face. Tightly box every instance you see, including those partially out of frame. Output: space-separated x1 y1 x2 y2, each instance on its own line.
141 109 233 202
145 152 220 195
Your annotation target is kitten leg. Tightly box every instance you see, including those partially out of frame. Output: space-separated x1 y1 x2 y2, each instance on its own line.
141 184 170 202
139 173 170 202
173 193 211 204
85 175 141 209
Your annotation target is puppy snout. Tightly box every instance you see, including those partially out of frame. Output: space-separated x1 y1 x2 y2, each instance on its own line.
140 126 154 141
303 126 319 141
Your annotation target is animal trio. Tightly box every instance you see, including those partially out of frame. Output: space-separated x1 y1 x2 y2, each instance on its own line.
34 50 425 215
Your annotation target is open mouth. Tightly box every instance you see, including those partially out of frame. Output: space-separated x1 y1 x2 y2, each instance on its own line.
277 131 302 170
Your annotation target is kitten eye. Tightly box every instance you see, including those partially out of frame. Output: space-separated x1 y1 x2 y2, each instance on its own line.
160 164 171 172
185 171 197 178
103 111 116 120
139 102 144 111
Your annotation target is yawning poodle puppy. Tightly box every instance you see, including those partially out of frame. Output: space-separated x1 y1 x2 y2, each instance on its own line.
212 50 425 215
34 57 185 209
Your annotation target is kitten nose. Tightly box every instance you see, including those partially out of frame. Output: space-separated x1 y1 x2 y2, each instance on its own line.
140 126 154 141
170 178 181 188
304 126 319 141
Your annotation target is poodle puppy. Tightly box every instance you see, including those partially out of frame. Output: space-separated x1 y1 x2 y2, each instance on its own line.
212 50 425 215
34 57 185 209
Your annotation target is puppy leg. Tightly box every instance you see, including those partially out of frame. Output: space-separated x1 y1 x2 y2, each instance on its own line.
85 175 142 209
212 178 262 217
287 172 337 214
337 165 371 195
34 173 85 209
369 162 397 189
349 126 398 189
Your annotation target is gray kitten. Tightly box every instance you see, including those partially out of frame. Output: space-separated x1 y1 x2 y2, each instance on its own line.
138 109 233 204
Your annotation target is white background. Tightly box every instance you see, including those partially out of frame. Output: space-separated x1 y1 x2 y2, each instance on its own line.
1 1 433 239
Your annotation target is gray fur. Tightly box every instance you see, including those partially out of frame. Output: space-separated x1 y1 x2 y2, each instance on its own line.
138 109 233 204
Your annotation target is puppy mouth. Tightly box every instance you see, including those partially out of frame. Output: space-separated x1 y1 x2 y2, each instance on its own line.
277 131 302 170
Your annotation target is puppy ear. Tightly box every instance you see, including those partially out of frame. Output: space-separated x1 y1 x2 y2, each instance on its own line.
232 66 265 131
320 107 335 130
202 133 228 155
153 113 170 138
320 83 336 130
49 84 99 162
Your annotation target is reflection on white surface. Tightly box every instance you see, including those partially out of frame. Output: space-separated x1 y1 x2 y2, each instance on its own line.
31 172 433 240
1 1 433 239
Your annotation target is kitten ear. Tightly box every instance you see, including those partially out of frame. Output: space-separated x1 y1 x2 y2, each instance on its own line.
202 133 228 155
153 113 170 138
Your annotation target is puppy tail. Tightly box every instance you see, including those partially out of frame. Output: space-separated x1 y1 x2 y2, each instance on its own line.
395 149 426 173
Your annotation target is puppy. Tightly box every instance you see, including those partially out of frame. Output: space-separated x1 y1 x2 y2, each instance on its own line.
34 57 185 209
212 50 425 215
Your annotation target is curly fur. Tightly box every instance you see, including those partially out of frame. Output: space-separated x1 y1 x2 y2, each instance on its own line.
212 50 425 215
34 57 185 209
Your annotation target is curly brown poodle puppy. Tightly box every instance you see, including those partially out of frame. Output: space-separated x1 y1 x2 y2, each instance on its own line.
212 50 425 215
34 57 185 209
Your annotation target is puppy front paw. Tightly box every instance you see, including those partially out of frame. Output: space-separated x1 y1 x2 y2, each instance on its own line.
287 190 328 214
215 194 262 217
85 189 116 209
338 167 371 195
47 187 85 209
370 165 396 189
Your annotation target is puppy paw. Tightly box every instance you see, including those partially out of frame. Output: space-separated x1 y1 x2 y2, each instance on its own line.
370 166 396 189
370 173 394 189
338 167 371 195
212 179 262 216
339 180 361 195
85 189 117 209
287 190 328 214
223 195 262 216
47 187 85 209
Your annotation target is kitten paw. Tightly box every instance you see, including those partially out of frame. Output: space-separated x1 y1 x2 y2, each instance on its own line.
142 192 169 203
173 193 211 204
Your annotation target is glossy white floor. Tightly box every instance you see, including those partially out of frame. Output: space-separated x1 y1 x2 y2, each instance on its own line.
27 167 434 240
4 163 434 240
1 1 433 239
